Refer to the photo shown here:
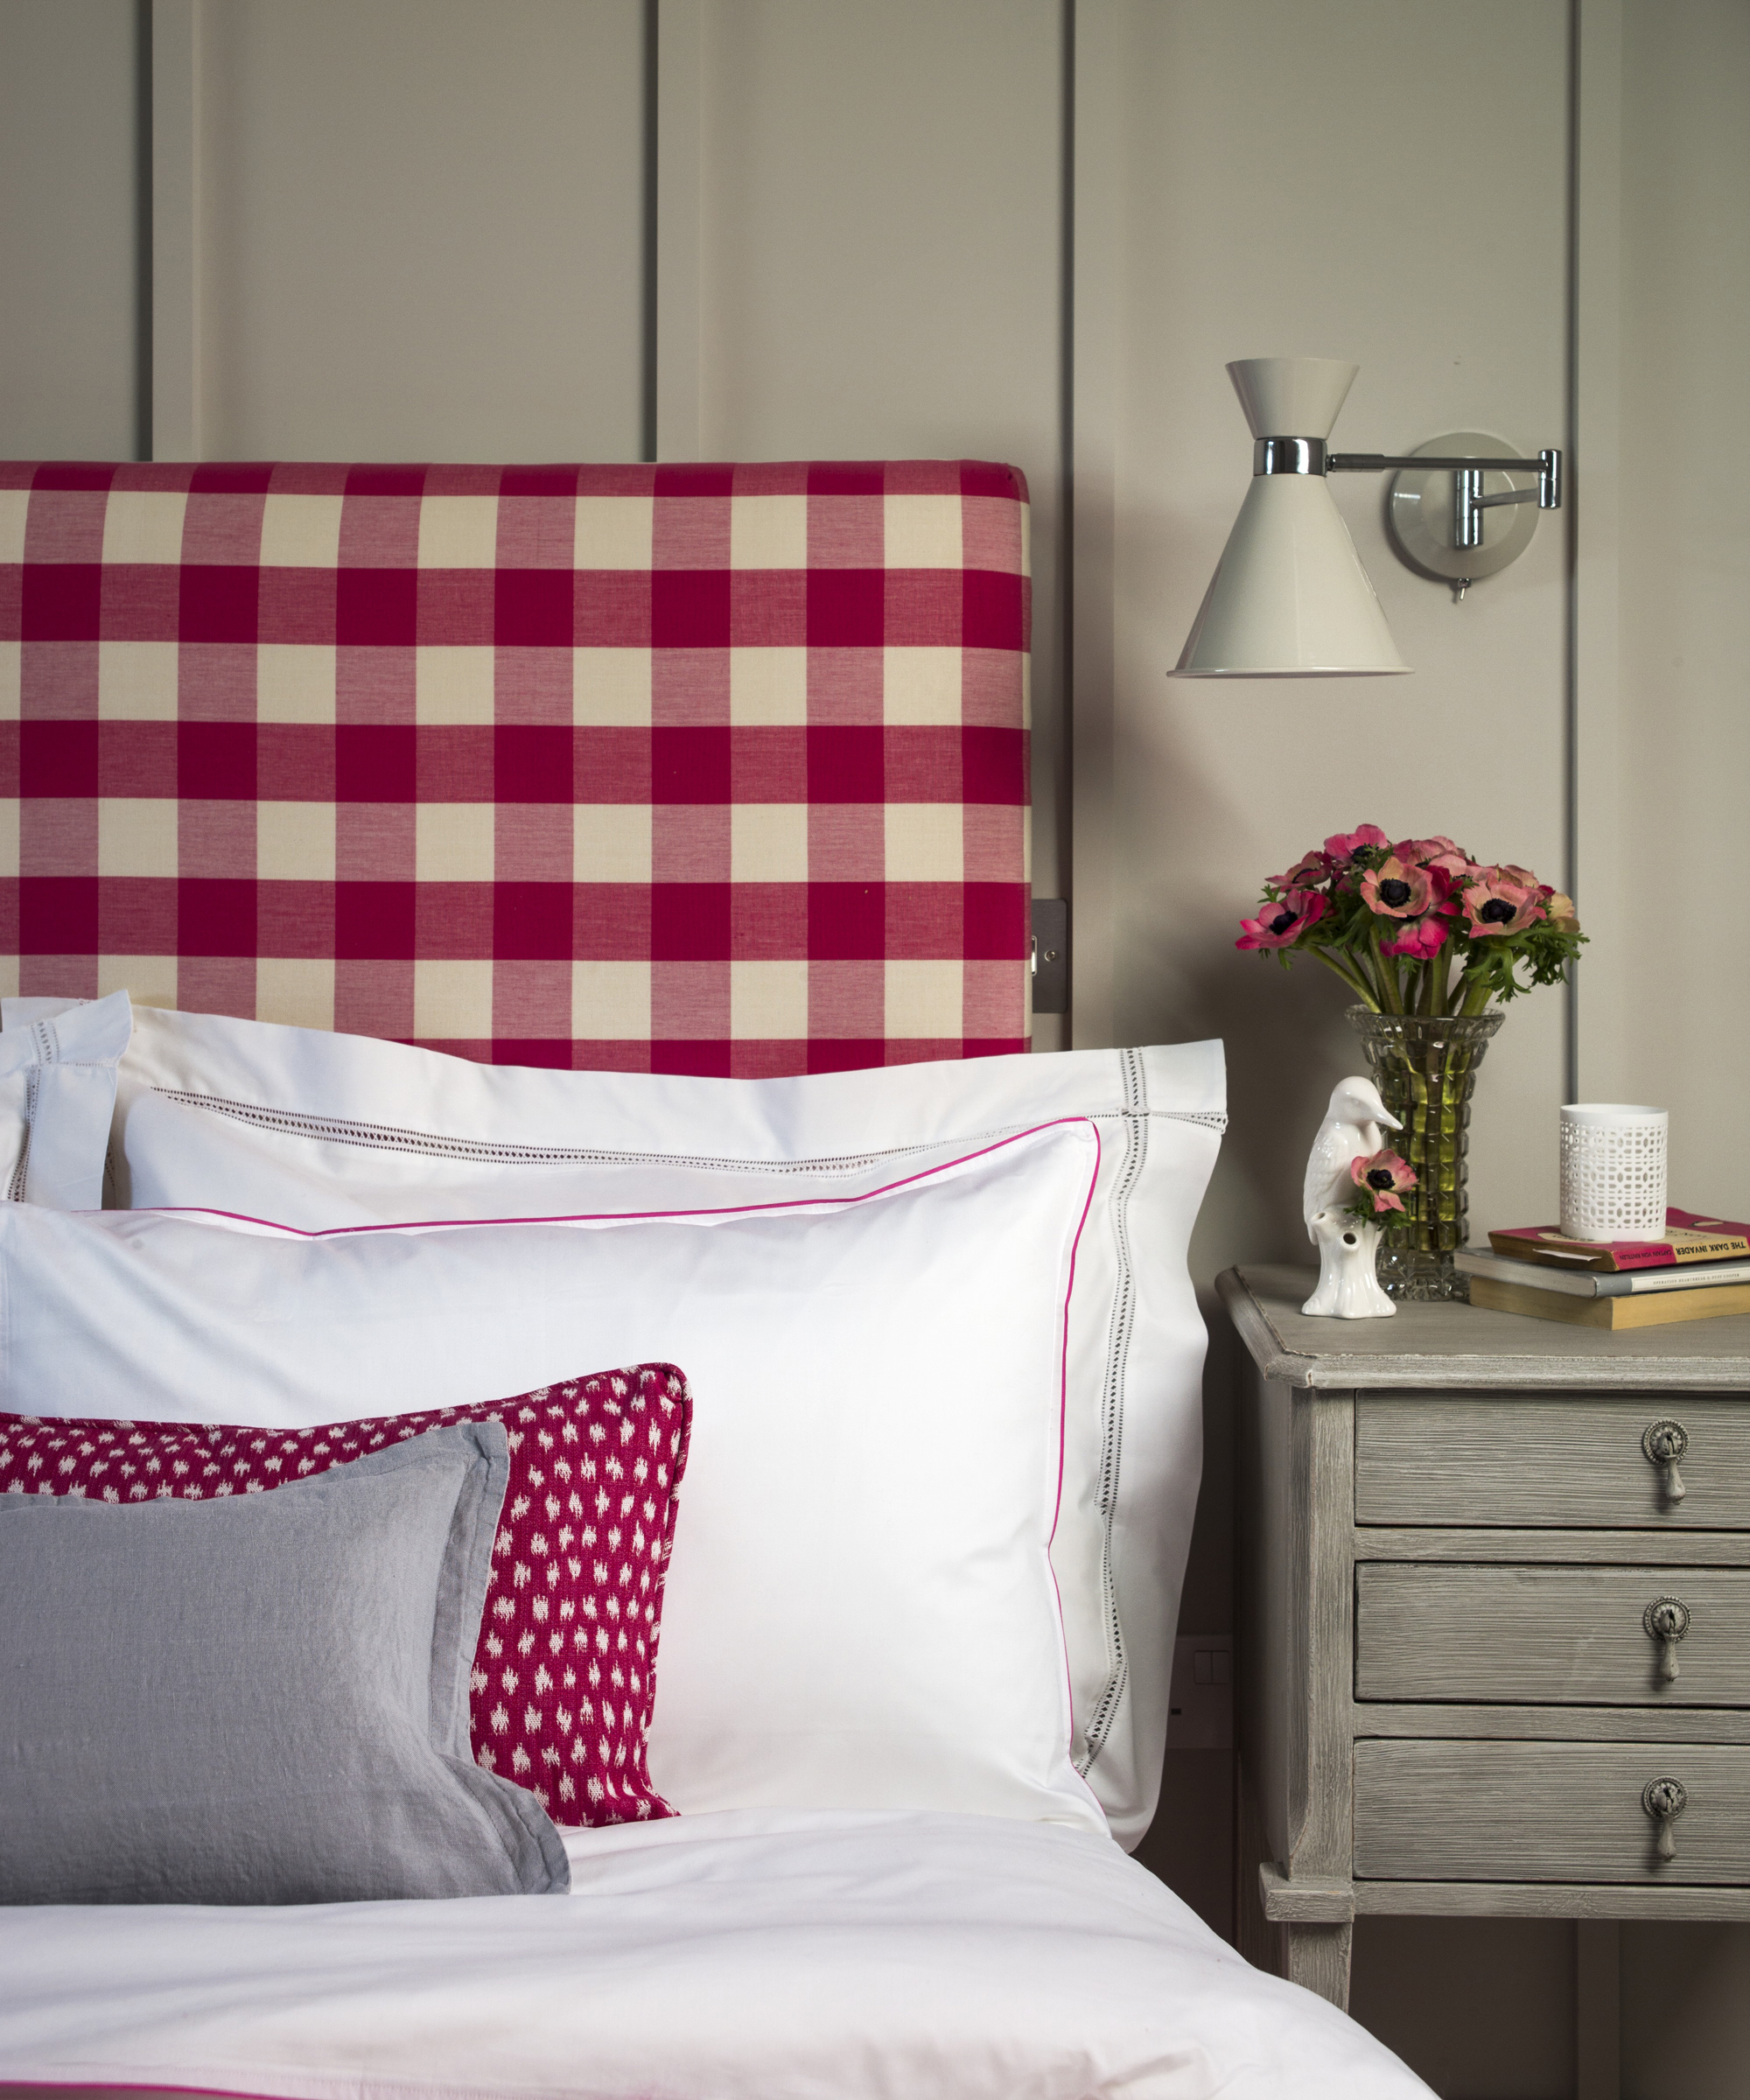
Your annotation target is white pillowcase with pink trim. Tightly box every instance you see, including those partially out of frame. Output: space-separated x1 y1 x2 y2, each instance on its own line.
2 996 1226 1844
0 1121 1106 1832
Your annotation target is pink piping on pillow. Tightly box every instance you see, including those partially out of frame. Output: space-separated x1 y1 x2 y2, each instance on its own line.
1049 1120 1101 1778
1050 1119 1101 1549
80 1116 1107 1831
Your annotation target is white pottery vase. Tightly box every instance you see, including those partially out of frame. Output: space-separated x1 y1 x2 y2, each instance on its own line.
1302 1211 1396 1319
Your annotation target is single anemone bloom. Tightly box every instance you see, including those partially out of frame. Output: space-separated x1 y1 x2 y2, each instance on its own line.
1350 1148 1418 1215
1236 888 1328 952
1393 836 1474 878
1379 914 1450 960
1322 823 1390 864
1462 872 1545 938
1360 856 1435 919
1269 850 1333 890
1541 888 1579 927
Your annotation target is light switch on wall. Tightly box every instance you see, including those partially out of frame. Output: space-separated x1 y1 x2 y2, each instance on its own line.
1167 1634 1234 1750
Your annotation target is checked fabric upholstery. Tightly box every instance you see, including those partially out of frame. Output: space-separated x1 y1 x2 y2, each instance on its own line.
0 459 1030 1074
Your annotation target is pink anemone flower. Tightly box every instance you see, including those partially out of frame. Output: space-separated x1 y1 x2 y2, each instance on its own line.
1269 850 1334 890
1322 823 1390 864
1360 856 1438 919
1379 914 1451 961
1236 888 1328 952
1394 836 1474 879
1462 871 1545 937
1350 1148 1418 1216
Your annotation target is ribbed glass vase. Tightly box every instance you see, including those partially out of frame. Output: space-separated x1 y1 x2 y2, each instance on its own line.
1347 1006 1506 1302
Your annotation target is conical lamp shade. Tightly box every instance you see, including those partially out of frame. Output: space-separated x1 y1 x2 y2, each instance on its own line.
1227 356 1358 442
1172 357 1410 677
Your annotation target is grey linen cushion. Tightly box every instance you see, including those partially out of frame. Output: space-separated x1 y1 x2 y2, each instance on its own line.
0 1419 570 1904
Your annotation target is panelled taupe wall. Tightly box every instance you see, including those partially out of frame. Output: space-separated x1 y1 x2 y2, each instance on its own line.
4 2 1746 2093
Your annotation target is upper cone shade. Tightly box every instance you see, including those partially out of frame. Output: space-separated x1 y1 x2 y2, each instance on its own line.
1172 356 1410 676
1226 357 1358 441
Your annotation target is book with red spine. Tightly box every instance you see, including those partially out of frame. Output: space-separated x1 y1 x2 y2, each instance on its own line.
1488 1207 1750 1273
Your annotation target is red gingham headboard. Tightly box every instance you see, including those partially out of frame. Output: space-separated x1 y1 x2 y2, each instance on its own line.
0 460 1029 1075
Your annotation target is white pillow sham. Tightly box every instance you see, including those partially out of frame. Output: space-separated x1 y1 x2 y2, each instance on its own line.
0 1124 1103 1833
1 995 1226 1845
0 989 130 1209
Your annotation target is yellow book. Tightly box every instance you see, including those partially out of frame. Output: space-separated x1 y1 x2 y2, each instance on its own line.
1468 1274 1750 1330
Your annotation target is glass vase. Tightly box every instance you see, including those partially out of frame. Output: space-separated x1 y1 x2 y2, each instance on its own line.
1347 1006 1506 1302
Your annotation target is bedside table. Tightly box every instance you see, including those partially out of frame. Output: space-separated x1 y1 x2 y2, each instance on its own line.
1220 1264 1750 2020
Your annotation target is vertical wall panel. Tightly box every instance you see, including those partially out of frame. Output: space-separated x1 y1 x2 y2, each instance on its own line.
1613 4 1750 2074
694 0 1068 969
152 0 203 461
1105 0 1572 1280
0 0 144 458
199 0 644 461
655 0 703 461
1571 0 1627 1113
1100 0 1576 2061
1615 0 1750 1207
1068 0 1122 1055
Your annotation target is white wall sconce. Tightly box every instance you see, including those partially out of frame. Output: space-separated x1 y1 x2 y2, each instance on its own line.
1172 357 1563 677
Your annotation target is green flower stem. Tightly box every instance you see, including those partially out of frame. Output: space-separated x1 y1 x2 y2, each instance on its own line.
1368 924 1404 1013
1459 970 1494 1017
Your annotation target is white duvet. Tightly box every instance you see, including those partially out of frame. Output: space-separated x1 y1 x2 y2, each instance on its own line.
0 1810 1425 2100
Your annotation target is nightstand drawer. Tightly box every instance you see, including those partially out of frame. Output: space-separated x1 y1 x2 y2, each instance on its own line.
1354 1740 1750 1883
1354 1391 1750 1528
1355 1563 1750 1704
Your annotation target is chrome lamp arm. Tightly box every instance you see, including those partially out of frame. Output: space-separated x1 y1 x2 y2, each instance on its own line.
1327 448 1563 551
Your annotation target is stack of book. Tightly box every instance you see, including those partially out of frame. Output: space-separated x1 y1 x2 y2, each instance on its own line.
1458 1208 1750 1329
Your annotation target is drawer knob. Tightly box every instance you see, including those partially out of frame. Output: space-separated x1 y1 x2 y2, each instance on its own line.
1642 1419 1690 1502
1642 1776 1688 1861
1642 1595 1691 1681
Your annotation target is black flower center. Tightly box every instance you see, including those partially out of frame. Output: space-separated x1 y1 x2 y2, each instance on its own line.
1378 879 1412 908
1366 1167 1396 1190
1268 907 1298 935
1479 898 1516 923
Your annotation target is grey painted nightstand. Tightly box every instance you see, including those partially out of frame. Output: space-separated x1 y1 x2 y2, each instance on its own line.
1221 1264 1750 2034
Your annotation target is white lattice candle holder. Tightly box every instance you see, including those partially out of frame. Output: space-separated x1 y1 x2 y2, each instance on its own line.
1559 1103 1669 1242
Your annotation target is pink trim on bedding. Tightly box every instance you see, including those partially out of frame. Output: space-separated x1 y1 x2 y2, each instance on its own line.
1049 1117 1100 1549
1049 1121 1100 1785
83 1116 1106 1830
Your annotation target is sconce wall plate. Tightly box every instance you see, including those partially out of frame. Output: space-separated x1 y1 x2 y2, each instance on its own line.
1386 432 1542 592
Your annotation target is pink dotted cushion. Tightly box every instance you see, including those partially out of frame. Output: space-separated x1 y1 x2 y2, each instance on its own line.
0 1365 693 1829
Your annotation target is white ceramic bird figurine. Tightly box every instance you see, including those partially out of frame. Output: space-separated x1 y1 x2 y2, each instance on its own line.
1302 1075 1403 1240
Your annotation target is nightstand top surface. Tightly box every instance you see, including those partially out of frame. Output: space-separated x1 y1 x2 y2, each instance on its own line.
1219 1264 1750 1390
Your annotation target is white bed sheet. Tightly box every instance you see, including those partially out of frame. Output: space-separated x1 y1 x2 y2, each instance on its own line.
0 1809 1426 2100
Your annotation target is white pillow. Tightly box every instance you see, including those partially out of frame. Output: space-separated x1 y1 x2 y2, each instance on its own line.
0 1124 1102 1833
2 995 1226 1845
0 990 130 1209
